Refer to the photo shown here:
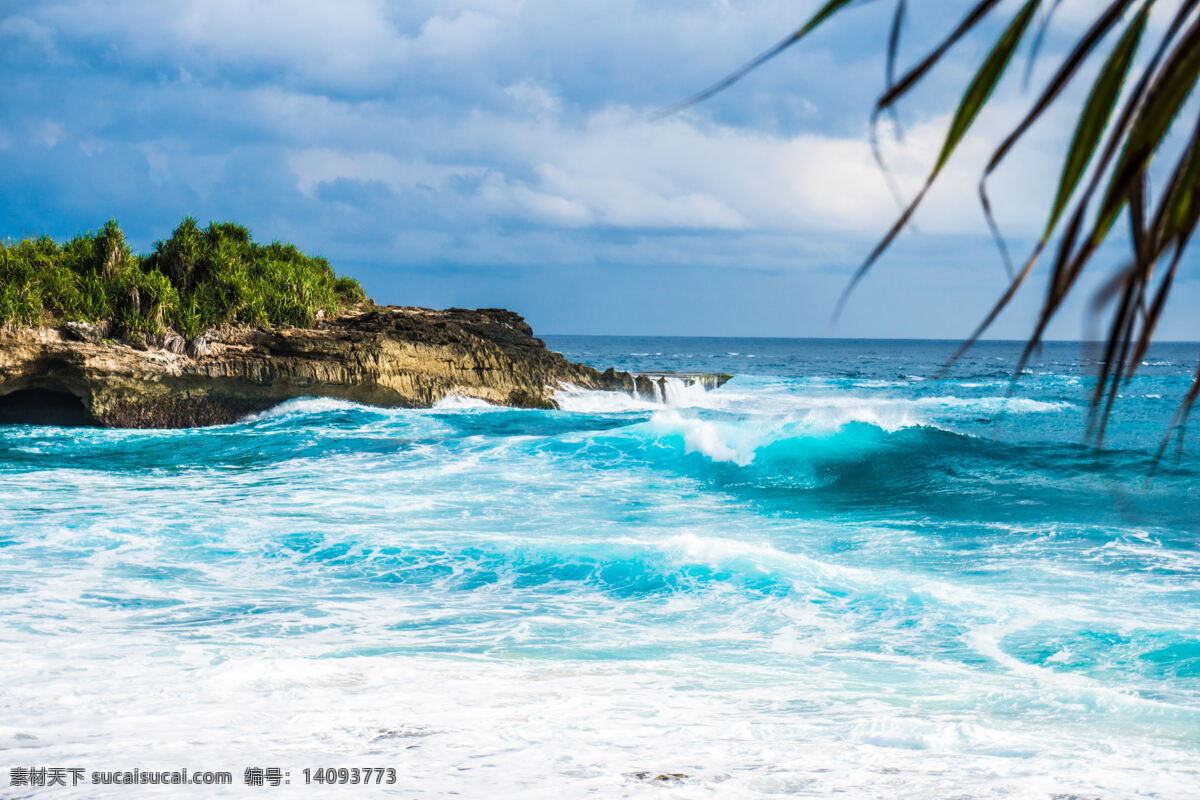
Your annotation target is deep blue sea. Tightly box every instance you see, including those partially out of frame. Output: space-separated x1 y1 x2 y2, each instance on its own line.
2 337 1198 798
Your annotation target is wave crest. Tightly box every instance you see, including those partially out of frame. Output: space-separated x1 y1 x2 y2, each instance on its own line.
433 393 493 410
640 407 937 467
243 397 371 422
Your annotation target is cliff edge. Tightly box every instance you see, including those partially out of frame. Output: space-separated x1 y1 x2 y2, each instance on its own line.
0 306 676 428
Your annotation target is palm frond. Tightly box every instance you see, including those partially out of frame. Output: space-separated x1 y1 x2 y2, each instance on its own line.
665 0 1200 452
651 0 864 120
835 0 1040 320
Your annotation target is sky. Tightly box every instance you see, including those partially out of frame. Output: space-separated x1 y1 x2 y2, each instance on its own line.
1 0 1197 339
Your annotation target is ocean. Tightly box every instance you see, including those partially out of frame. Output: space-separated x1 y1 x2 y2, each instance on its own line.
1 336 1198 798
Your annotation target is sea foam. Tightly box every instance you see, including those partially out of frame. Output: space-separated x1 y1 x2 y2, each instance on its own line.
2 337 1198 798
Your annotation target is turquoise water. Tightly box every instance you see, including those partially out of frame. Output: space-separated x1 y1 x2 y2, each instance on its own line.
1 337 1198 798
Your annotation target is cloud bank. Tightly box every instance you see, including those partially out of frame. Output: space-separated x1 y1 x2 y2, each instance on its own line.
1 0 1194 339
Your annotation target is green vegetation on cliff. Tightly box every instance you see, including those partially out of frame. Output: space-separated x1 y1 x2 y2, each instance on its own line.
0 218 366 338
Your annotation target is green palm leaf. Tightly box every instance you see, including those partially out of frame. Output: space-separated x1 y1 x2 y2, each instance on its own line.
1046 2 1150 239
667 0 1200 450
935 0 1040 173
835 0 1039 316
1094 13 1200 244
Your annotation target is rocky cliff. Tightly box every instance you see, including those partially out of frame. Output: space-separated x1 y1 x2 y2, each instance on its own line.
0 306 729 428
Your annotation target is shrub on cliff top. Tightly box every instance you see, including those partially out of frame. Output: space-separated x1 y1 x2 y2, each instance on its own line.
0 218 366 337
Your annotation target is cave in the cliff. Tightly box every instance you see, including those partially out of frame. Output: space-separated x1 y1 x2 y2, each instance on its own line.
0 388 98 427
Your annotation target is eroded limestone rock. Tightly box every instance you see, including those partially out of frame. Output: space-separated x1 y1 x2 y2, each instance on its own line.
0 306 636 428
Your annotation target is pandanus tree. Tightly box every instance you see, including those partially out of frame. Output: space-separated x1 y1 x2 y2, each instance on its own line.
668 0 1200 453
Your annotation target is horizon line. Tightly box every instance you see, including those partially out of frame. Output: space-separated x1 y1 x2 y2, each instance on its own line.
540 333 1200 345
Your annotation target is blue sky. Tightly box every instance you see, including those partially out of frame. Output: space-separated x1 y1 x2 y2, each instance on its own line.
1 0 1197 339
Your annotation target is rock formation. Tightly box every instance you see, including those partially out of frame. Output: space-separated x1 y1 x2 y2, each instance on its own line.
0 306 730 428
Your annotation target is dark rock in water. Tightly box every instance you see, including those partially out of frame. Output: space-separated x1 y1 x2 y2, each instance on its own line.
0 306 654 428
623 771 688 783
372 725 434 741
602 366 635 394
632 371 733 401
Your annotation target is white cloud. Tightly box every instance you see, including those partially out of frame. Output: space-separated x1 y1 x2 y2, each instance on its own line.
280 93 1059 239
505 80 560 118
1052 0 1183 35
416 10 504 57
0 15 57 56
35 120 65 149
25 0 512 91
479 173 595 227
138 144 169 184
312 95 1060 231
287 148 484 197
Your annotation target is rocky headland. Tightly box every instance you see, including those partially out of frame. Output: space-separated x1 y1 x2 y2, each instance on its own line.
0 306 730 428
